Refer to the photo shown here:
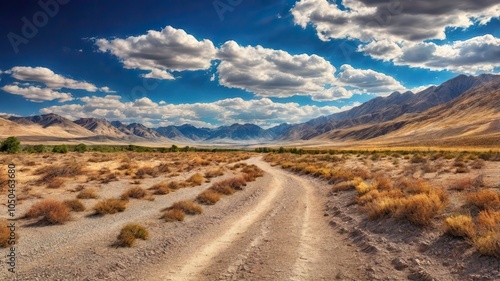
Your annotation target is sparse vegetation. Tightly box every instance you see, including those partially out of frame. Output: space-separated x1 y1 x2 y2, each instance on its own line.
116 224 149 247
77 188 99 199
121 187 146 200
24 199 71 224
162 209 185 222
94 199 127 215
63 199 86 212
444 215 476 239
197 189 223 205
170 200 203 215
0 219 17 247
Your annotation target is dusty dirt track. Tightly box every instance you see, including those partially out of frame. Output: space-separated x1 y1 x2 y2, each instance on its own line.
3 157 498 280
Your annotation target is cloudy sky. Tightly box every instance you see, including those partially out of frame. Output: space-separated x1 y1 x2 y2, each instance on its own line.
0 0 499 128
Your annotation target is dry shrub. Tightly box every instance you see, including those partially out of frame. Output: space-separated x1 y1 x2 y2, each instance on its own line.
366 197 401 220
63 199 86 212
355 180 373 195
474 233 500 257
352 167 372 179
394 177 430 194
330 169 355 182
331 180 356 192
422 163 438 173
467 189 500 210
121 187 146 200
395 193 447 226
471 159 485 170
444 215 476 239
187 173 204 186
204 168 225 179
197 189 223 205
134 166 159 179
35 163 84 183
77 188 99 199
162 209 185 222
450 178 473 191
94 199 127 215
168 181 182 190
241 165 264 181
455 167 470 174
46 178 65 189
210 182 236 195
373 176 393 190
24 199 70 224
149 181 170 195
366 189 447 226
156 163 171 174
116 224 149 247
477 210 500 233
170 200 203 215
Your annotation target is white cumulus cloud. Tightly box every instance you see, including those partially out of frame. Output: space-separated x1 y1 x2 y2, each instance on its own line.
95 26 217 80
1 84 73 102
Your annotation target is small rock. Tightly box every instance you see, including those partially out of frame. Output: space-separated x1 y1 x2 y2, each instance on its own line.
392 258 408 271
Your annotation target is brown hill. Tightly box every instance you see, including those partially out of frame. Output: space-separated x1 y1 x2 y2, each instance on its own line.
315 77 500 147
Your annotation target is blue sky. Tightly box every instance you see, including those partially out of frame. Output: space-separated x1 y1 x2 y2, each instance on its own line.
0 0 499 128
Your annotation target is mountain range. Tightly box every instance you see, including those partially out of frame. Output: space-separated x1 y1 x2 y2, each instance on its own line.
1 74 499 147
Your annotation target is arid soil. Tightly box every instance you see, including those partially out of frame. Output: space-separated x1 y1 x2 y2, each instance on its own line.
1 153 499 280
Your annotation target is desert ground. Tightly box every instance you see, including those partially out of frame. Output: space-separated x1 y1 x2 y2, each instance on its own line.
0 150 499 280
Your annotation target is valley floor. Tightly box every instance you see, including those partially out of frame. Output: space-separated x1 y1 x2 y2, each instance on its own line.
0 155 498 280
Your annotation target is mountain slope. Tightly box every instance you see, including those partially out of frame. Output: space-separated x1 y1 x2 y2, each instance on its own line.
74 118 127 138
126 123 162 139
279 74 499 141
8 113 95 138
314 76 500 146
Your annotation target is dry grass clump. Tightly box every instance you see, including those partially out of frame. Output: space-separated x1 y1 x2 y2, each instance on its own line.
474 233 500 257
204 168 225 179
35 162 84 183
197 189 224 205
444 215 476 239
210 182 236 195
133 166 159 179
162 209 185 222
372 176 393 190
46 178 65 189
450 178 473 191
363 179 448 226
187 173 205 186
331 180 357 192
471 159 485 169
168 181 182 190
121 187 146 200
241 165 264 181
93 199 127 215
63 199 86 212
156 163 171 174
24 199 71 224
466 189 500 210
77 188 99 199
116 224 149 247
149 181 170 195
170 200 203 215
476 210 500 232
355 180 373 195
330 169 355 183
